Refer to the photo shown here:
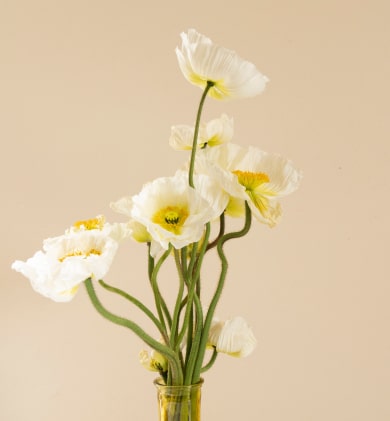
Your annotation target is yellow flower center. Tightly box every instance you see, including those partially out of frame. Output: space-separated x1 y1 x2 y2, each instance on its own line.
233 170 275 218
152 206 189 235
232 170 270 191
59 248 102 262
73 216 105 231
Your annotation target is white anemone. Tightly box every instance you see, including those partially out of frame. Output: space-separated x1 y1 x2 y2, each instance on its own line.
169 114 234 150
208 316 257 358
130 172 228 250
12 230 119 302
196 143 302 227
139 349 168 372
176 29 269 100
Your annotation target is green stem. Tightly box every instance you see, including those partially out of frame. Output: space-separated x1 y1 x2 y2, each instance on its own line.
150 246 173 331
188 81 215 188
171 249 186 351
98 279 169 345
147 243 154 280
206 212 225 251
84 278 183 384
191 202 252 383
183 223 210 385
201 348 218 373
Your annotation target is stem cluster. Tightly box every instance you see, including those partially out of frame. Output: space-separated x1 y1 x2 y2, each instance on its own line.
84 82 253 386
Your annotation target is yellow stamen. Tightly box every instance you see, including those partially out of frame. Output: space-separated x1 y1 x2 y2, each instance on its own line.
73 215 105 231
232 170 270 191
59 248 102 262
152 206 189 235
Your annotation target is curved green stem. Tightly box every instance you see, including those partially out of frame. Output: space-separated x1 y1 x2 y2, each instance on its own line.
188 81 215 188
191 202 252 383
84 278 183 384
171 249 186 350
98 279 169 345
150 246 173 331
206 212 225 251
147 243 155 280
201 348 218 373
183 223 210 385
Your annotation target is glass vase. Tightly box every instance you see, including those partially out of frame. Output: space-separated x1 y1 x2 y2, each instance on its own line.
154 378 204 421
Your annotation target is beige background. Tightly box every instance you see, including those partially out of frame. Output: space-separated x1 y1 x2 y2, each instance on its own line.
1 0 389 420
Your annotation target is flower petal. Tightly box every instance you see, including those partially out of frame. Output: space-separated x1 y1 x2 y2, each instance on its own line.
176 29 269 100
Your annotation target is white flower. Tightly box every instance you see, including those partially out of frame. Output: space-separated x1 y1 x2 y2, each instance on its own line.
176 29 269 100
169 114 234 151
139 349 168 372
196 143 302 227
65 214 132 242
110 197 166 257
130 172 228 250
208 316 257 358
12 217 126 302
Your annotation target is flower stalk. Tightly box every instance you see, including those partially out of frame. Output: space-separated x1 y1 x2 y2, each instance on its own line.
84 278 183 385
188 81 215 188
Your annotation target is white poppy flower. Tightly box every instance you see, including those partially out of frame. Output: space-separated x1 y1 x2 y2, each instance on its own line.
208 316 257 358
65 214 132 242
196 143 302 227
12 217 127 302
169 114 234 150
111 197 166 257
139 349 168 372
176 29 269 100
130 172 227 250
12 231 119 302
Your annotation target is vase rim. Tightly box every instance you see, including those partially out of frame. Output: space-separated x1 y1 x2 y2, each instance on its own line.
154 377 204 389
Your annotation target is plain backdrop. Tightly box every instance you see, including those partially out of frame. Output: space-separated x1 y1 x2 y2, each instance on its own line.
1 1 389 420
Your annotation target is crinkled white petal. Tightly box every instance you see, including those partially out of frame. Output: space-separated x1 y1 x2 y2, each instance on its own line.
208 316 257 358
169 125 195 151
110 196 133 217
169 114 234 151
176 29 269 100
12 230 119 302
189 172 229 219
195 143 302 226
204 114 234 147
65 215 132 242
139 349 168 372
195 145 247 198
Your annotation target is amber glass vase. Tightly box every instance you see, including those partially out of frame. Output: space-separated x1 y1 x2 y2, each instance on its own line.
154 378 204 421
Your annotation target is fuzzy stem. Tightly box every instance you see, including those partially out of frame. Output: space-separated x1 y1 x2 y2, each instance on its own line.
191 202 252 383
188 81 215 188
98 279 169 345
150 246 173 332
200 348 218 373
84 278 183 384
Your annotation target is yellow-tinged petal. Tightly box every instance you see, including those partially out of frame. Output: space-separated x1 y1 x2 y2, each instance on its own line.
208 316 257 358
139 349 167 372
73 215 105 231
176 29 268 100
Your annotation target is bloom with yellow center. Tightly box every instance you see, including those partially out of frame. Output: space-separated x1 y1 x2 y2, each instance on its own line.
139 349 168 373
208 316 257 358
11 220 125 302
66 215 132 242
196 143 302 226
169 114 234 151
176 29 269 100
72 215 105 231
130 172 228 250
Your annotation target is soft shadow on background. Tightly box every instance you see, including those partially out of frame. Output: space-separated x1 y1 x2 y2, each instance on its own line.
1 1 389 420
